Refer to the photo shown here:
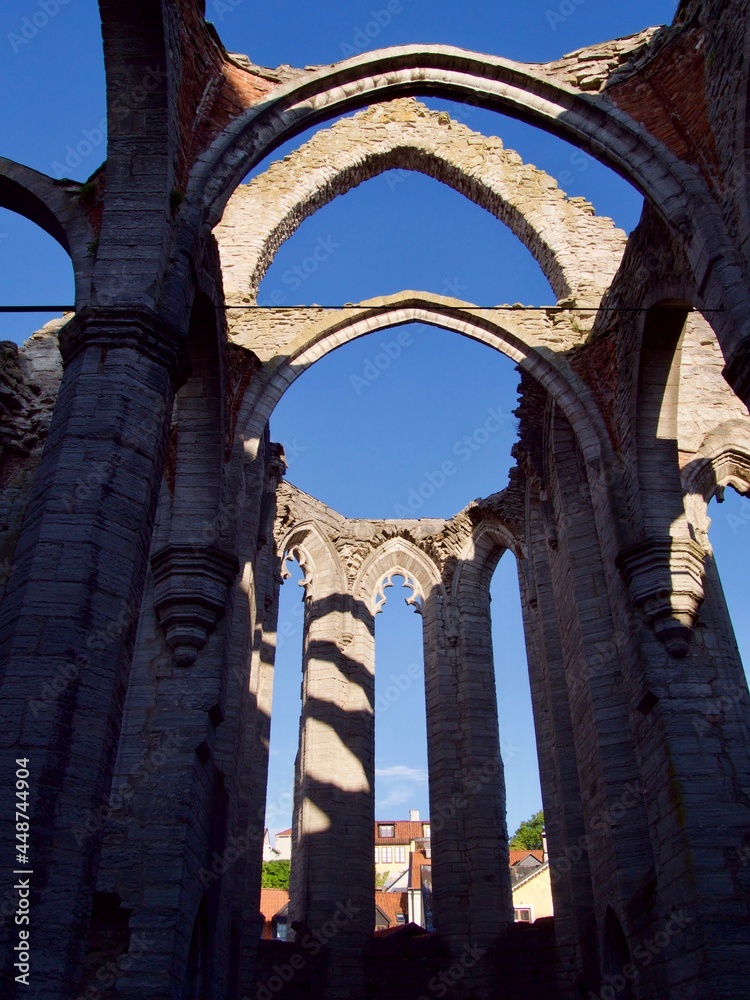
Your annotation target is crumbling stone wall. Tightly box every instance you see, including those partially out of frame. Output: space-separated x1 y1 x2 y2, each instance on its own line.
2 3 750 999
0 319 64 599
216 98 627 310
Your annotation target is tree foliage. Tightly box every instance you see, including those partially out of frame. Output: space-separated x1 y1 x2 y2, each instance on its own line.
375 870 391 889
261 860 291 889
509 810 544 850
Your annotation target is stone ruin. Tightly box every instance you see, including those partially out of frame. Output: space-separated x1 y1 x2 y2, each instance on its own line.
1 2 750 997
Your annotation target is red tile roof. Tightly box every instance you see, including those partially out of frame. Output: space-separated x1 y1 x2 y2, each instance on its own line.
509 849 544 866
375 820 429 845
375 891 408 927
409 849 430 889
259 889 289 924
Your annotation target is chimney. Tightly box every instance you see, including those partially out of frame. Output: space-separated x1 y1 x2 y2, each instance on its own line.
409 809 420 822
542 827 548 863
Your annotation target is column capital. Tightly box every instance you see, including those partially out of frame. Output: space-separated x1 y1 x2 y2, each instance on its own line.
58 305 190 388
616 537 705 657
151 543 239 666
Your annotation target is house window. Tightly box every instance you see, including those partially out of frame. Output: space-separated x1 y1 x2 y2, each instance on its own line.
382 847 393 864
395 847 406 864
422 824 430 838
379 825 394 838
514 908 532 923
396 913 406 924
274 918 288 940
374 847 379 863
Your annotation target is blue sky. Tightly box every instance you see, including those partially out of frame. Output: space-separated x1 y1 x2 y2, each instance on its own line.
4 0 748 842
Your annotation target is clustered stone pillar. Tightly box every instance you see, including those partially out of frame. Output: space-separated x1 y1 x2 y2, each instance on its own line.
232 440 288 997
518 498 598 996
545 412 658 996
422 575 511 980
447 560 514 997
74 300 250 1000
289 560 375 1000
0 307 187 1000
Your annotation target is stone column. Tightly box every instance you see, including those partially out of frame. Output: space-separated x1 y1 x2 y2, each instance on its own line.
422 574 512 990
83 300 243 1000
617 538 750 999
0 307 187 1000
617 307 750 996
231 440 287 997
421 586 464 947
434 551 513 999
519 498 598 999
547 411 658 997
451 556 513 942
289 570 375 1000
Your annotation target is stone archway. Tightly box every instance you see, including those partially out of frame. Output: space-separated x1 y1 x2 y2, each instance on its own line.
166 39 750 397
215 98 626 307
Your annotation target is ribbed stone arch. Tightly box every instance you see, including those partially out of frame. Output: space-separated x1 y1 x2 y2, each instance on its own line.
168 43 750 399
0 158 94 304
278 520 347 604
683 421 750 502
353 536 444 618
215 99 626 306
451 519 522 600
192 45 697 231
236 293 608 470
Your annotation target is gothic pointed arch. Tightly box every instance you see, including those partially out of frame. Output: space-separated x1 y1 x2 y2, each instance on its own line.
0 158 94 304
353 535 444 618
156 32 750 400
276 520 347 606
233 293 610 474
215 99 626 307
682 420 750 502
451 518 523 601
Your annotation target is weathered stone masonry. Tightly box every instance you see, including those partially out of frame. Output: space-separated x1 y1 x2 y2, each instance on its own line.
1 1 750 997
